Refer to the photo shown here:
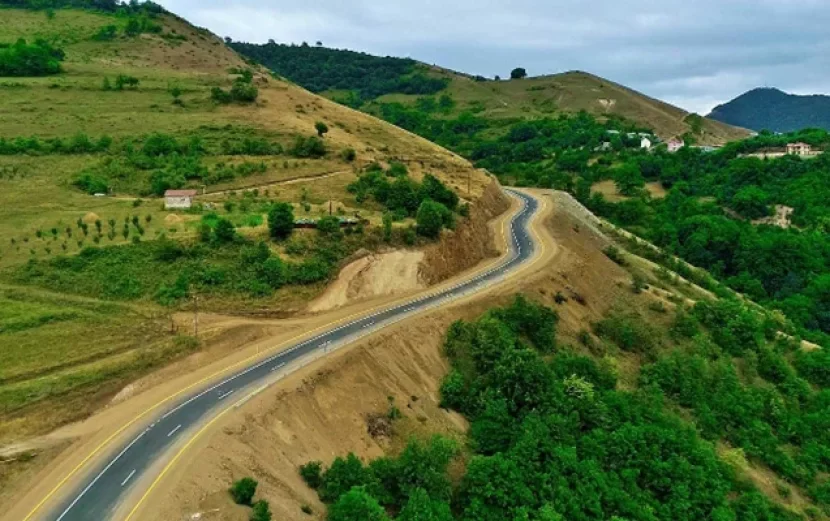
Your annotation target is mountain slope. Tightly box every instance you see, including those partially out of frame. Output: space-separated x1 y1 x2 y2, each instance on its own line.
0 4 492 444
709 87 830 132
230 42 750 144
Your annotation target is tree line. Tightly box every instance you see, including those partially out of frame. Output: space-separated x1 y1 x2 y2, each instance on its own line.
228 41 448 104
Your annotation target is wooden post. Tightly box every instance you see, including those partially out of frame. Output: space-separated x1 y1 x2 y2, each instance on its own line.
193 294 199 338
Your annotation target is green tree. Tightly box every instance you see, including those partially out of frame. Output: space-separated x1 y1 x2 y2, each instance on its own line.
229 477 258 505
731 185 771 219
614 163 645 196
315 121 329 137
416 200 449 239
268 202 294 240
250 500 272 521
214 218 236 243
316 215 341 235
510 67 527 79
299 461 324 489
327 487 389 521
398 488 453 521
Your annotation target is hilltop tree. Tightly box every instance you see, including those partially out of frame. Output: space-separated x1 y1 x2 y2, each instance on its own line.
315 121 329 138
510 67 527 80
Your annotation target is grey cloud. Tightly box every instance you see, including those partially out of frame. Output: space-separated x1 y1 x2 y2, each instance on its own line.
159 0 830 113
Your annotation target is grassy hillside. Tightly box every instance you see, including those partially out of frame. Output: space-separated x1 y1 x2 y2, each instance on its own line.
230 42 749 144
382 69 750 144
0 4 488 441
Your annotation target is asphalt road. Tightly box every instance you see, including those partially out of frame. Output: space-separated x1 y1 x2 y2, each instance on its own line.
45 188 539 521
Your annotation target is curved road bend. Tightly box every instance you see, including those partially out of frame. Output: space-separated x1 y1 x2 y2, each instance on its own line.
40 188 541 521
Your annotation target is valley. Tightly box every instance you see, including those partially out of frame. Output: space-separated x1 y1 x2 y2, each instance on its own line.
2 2 830 521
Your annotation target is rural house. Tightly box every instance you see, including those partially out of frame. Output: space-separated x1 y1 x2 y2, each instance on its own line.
640 137 653 150
787 142 812 156
164 189 198 209
667 138 685 153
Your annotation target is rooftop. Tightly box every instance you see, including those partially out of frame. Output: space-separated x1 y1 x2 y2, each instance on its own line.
164 189 198 197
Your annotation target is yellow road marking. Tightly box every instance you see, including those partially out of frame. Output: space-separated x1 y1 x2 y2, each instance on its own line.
125 191 549 520
23 192 528 521
124 397 239 521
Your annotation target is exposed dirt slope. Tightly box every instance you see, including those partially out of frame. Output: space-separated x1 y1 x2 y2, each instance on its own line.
421 178 511 284
307 250 426 312
130 190 645 521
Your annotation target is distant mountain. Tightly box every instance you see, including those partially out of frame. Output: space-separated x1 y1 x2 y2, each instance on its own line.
709 87 830 133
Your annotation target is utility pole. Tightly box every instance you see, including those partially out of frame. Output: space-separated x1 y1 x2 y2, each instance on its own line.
193 294 199 338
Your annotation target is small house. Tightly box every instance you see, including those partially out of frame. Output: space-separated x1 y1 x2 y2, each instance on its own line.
640 137 653 150
667 138 685 153
787 142 812 156
164 189 198 210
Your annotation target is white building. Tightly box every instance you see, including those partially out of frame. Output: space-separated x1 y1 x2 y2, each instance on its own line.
164 189 198 210
640 137 653 150
787 142 812 156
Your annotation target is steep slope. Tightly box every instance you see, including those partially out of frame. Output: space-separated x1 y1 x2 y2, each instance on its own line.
709 87 830 132
0 4 493 445
230 42 749 144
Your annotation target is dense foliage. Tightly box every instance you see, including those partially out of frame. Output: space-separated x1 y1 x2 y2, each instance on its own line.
303 296 808 520
348 163 459 237
0 39 64 76
0 0 164 13
360 88 830 342
14 211 376 303
228 41 448 104
709 87 830 133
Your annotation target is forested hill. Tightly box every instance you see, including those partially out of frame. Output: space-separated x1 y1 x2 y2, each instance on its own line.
228 41 448 103
230 40 749 144
709 87 830 132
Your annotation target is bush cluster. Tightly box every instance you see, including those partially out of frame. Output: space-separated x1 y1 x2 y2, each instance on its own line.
0 39 64 76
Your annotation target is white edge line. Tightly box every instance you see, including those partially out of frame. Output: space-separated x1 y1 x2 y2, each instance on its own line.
56 429 148 520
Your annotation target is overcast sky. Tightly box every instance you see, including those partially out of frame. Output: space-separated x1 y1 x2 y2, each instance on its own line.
160 0 830 114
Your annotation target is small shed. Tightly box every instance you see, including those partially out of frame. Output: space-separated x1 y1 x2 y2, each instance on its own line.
164 189 198 210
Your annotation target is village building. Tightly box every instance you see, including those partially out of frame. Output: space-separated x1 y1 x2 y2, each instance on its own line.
787 142 812 156
666 138 685 153
640 137 653 150
164 189 198 210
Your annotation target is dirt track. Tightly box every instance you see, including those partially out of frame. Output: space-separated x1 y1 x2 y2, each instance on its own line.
2 188 555 521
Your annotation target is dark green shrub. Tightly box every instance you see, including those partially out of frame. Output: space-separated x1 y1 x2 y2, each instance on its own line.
229 477 258 505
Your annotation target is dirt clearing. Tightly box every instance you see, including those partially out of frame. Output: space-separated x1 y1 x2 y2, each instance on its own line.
309 250 425 312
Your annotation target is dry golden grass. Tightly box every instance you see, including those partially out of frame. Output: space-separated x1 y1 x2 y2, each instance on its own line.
377 69 750 145
0 6 489 442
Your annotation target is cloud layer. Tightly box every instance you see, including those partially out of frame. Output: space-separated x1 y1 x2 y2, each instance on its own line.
160 0 830 113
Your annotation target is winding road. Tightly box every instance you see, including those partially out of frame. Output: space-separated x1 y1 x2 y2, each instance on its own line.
27 188 543 521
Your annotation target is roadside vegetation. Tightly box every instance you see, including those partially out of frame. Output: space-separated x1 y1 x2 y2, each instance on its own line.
223 41 830 347
294 295 830 520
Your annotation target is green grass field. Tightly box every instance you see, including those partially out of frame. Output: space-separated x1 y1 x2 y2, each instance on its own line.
0 6 458 441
